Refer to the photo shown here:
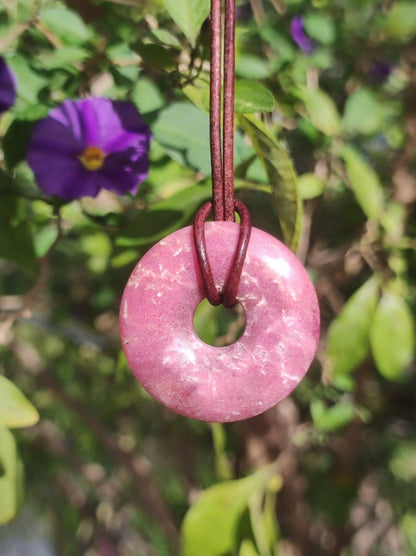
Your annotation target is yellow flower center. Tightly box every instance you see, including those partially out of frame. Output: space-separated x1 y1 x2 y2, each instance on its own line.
79 146 105 171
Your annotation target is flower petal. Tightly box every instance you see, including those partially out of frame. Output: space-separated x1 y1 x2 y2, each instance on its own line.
27 150 100 200
291 16 315 54
97 147 150 195
29 106 85 155
0 57 16 114
103 101 151 153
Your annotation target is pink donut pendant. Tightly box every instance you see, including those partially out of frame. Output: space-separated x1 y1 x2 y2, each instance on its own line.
119 222 320 422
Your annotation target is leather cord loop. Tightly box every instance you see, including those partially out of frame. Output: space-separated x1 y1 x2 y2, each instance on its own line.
193 200 252 308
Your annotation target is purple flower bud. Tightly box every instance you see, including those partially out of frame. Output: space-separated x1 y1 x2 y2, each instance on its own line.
27 97 152 201
0 57 16 114
369 60 393 83
290 16 315 54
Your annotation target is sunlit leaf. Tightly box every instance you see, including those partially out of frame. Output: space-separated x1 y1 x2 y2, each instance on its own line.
0 376 39 429
181 465 277 556
33 223 59 258
238 114 302 251
325 276 380 378
389 441 416 482
38 5 91 45
183 77 275 115
239 539 259 556
248 484 280 555
235 54 271 80
183 75 210 112
153 102 251 174
7 56 47 111
400 512 416 554
0 428 24 525
298 87 340 136
342 88 384 135
234 81 275 114
161 0 209 43
338 144 384 220
304 13 336 45
297 173 325 200
382 1 416 39
370 289 415 381
311 399 355 432
38 46 89 71
132 78 166 114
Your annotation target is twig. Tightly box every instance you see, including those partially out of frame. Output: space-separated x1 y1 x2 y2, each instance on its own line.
0 22 30 52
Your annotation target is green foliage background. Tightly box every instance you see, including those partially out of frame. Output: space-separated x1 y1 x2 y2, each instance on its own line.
0 0 416 554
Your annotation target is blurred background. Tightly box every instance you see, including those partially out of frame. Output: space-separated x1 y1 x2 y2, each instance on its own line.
0 0 415 554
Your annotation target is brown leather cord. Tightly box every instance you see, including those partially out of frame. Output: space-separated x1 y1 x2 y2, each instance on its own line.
194 200 252 308
210 0 224 222
193 0 252 307
222 0 236 222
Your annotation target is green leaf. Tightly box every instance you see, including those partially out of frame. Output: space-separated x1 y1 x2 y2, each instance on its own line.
183 74 210 112
0 428 24 525
153 102 251 174
181 465 277 556
116 181 212 247
389 441 416 482
303 13 336 45
400 512 416 554
234 81 275 114
298 87 340 136
325 276 380 378
0 167 48 201
338 144 384 220
310 399 355 432
342 88 384 135
382 2 416 39
7 56 47 110
33 223 59 258
248 485 280 555
239 539 259 556
38 46 89 70
184 77 275 115
133 43 174 71
370 289 415 381
0 202 37 274
152 102 211 172
2 119 37 170
161 0 209 43
147 28 182 48
235 55 271 80
297 173 325 200
38 5 91 45
132 78 166 114
238 114 302 251
0 376 39 429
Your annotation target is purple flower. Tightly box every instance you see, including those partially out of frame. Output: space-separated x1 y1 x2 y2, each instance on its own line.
0 57 16 114
291 16 315 54
27 97 151 200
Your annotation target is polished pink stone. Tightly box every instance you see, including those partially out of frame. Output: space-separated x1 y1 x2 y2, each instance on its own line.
119 223 320 422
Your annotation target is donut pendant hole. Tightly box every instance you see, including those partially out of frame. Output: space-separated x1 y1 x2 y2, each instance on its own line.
193 298 246 347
